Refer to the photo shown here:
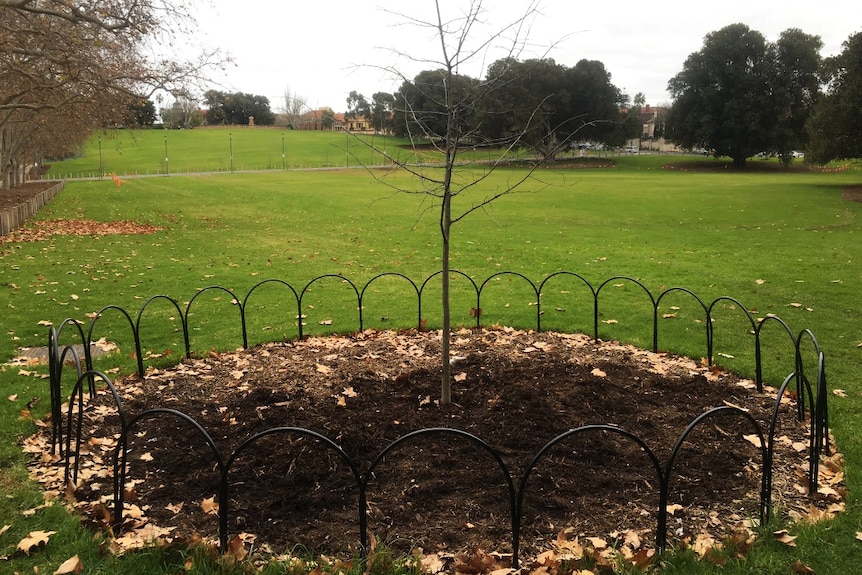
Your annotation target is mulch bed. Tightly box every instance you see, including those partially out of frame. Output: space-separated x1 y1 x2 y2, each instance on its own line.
38 327 839 564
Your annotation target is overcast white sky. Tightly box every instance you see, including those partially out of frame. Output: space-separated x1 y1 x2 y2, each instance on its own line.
185 0 860 113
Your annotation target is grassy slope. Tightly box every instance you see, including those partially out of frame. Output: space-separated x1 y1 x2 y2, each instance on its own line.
2 149 861 573
46 128 418 176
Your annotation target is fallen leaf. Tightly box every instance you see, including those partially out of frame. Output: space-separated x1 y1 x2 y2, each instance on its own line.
833 389 847 397
226 534 248 561
7 394 17 401
420 552 445 574
17 530 56 555
315 363 332 374
585 537 607 549
755 279 766 285
743 434 763 448
590 368 607 378
692 532 717 557
0 524 9 536
666 504 684 515
773 529 797 547
201 496 219 515
791 559 815 574
454 372 467 382
53 555 83 574
165 502 183 514
342 387 357 397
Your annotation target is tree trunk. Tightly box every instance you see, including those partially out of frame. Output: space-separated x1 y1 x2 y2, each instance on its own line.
440 191 452 405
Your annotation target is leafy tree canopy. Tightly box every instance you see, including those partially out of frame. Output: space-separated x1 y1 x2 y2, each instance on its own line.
666 23 822 168
203 90 275 126
387 57 625 160
806 32 862 163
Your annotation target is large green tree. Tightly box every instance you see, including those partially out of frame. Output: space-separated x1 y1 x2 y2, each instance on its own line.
203 90 275 126
805 32 862 163
479 57 571 156
391 69 480 140
666 23 822 168
370 92 396 133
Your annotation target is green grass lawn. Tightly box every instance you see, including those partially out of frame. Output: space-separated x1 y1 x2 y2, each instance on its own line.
3 145 862 574
45 128 432 177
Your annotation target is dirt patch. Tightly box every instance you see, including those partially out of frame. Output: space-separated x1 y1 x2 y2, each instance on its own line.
842 186 862 203
50 328 835 562
0 181 58 212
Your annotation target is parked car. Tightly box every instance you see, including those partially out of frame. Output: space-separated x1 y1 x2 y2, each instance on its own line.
624 145 639 153
791 150 805 159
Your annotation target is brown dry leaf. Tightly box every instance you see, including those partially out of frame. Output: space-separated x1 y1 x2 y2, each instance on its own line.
336 395 347 407
342 387 358 398
756 279 766 285
621 529 641 549
590 367 607 378
0 524 9 536
773 529 797 547
454 372 467 382
17 530 56 555
791 559 816 574
585 537 607 550
629 548 655 570
833 389 847 398
666 503 684 515
201 496 219 515
454 548 497 574
554 531 584 559
226 534 248 562
165 502 183 514
7 394 17 401
315 363 332 374
602 319 618 325
692 533 717 557
420 552 445 574
53 554 83 574
662 313 677 319
856 532 862 542
743 434 763 448
138 452 154 462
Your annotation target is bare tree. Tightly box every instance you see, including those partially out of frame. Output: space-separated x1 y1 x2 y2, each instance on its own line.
354 0 561 405
280 87 310 130
0 0 226 187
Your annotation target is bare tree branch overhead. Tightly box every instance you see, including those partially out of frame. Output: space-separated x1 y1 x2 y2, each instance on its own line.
0 0 228 188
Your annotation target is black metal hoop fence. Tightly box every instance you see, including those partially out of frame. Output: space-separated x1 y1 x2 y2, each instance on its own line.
46 271 830 566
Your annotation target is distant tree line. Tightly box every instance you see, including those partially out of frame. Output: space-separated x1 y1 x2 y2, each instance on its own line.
346 57 642 161
343 25 862 168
